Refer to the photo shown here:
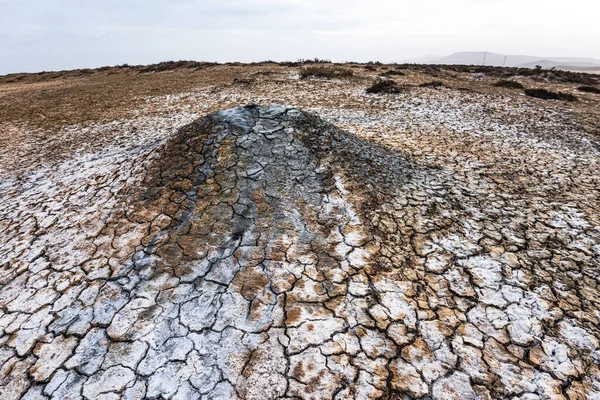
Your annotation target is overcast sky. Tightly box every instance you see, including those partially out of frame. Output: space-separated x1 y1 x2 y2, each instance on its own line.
1 0 598 74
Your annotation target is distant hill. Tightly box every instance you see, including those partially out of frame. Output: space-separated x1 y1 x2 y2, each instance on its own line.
408 51 600 71
436 52 529 67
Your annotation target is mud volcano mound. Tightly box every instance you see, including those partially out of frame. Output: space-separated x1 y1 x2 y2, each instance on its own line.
99 105 410 398
124 105 404 286
1 105 599 400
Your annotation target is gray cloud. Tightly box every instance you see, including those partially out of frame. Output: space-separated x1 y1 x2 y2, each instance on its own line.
1 0 598 74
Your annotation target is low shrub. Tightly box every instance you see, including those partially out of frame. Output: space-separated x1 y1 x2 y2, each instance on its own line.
382 70 405 76
138 61 213 73
298 58 331 64
419 81 444 88
577 85 600 94
524 88 578 102
494 80 524 89
232 78 255 85
279 61 301 67
366 79 402 94
299 66 354 79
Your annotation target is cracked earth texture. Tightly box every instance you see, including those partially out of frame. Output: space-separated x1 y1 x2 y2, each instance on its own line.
1 65 600 400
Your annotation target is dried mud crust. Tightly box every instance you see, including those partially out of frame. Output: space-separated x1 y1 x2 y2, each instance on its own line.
0 105 599 400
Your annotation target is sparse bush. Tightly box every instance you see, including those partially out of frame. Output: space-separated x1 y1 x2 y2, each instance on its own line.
420 81 444 88
298 58 332 64
577 85 600 94
525 88 578 102
232 78 255 85
559 73 598 85
299 66 354 79
138 60 213 73
366 79 402 94
423 66 443 77
280 61 301 67
364 65 377 71
382 70 405 76
494 80 524 89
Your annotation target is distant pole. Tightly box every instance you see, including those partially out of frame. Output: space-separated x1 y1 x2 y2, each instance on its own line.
503 55 507 67
482 51 487 66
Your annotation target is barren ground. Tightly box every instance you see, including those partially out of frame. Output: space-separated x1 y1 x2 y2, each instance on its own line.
0 63 599 400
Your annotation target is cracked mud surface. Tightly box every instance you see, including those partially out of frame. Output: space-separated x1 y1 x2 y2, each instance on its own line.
1 66 600 400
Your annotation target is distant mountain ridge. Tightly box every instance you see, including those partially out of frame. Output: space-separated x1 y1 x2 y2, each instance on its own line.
407 51 600 72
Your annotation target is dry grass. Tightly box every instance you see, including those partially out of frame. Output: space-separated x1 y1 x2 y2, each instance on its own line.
299 66 354 80
419 81 445 88
0 66 254 130
1 61 598 137
494 80 525 89
381 70 405 77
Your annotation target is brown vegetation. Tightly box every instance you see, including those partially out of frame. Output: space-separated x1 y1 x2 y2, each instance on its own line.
1 60 598 135
419 81 445 88
525 88 578 102
494 80 525 89
366 79 402 94
578 85 600 94
299 66 354 80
